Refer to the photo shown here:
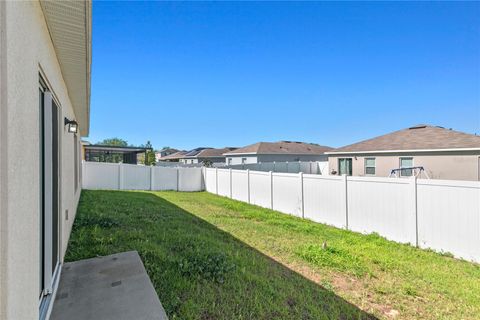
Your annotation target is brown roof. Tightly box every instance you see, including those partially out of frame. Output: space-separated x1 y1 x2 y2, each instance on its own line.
224 141 333 155
191 147 238 158
160 151 187 160
329 125 480 154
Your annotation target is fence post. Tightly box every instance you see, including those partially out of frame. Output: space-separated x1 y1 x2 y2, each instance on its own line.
203 167 206 191
82 161 86 189
270 171 274 210
176 168 179 191
412 176 418 247
300 172 304 218
215 167 219 195
229 168 233 198
150 166 154 191
118 163 124 190
343 174 348 230
247 169 250 204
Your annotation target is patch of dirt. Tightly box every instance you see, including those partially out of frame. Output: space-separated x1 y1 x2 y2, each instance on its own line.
266 254 401 319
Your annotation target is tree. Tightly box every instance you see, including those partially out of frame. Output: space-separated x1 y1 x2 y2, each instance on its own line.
97 137 128 147
202 159 213 167
138 140 156 166
95 137 129 163
145 141 156 166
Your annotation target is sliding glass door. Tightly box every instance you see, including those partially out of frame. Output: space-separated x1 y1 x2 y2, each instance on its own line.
338 158 353 176
39 84 60 302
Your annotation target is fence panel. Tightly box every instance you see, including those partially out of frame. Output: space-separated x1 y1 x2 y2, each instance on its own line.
231 170 249 202
273 162 287 173
417 179 480 262
299 162 313 174
152 167 177 191
347 177 416 244
178 168 203 191
217 169 231 197
317 161 329 175
83 162 119 190
272 173 302 217
249 171 271 209
204 168 217 193
303 175 346 228
122 164 150 190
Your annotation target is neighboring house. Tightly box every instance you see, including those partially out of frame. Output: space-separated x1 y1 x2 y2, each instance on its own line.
181 147 237 164
84 144 153 164
223 141 333 165
155 147 179 162
326 124 480 181
0 1 91 319
179 147 209 164
159 150 187 162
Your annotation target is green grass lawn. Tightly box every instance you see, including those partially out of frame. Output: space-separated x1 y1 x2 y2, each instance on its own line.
66 190 480 320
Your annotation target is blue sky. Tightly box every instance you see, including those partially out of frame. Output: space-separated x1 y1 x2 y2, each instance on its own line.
89 1 480 150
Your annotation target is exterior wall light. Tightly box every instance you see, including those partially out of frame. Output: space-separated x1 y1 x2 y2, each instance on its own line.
64 118 78 134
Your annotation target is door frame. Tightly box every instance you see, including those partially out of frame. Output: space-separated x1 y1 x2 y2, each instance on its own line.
338 158 353 176
39 74 62 314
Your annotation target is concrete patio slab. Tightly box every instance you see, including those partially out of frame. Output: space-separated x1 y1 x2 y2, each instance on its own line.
50 251 168 320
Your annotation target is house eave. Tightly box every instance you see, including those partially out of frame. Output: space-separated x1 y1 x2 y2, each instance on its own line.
223 152 328 156
326 147 480 155
40 0 92 136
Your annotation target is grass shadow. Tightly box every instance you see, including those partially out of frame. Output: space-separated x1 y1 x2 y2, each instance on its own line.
66 190 377 320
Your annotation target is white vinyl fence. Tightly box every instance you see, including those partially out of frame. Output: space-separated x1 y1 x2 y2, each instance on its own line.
226 161 329 175
82 162 203 192
81 162 480 263
204 168 480 263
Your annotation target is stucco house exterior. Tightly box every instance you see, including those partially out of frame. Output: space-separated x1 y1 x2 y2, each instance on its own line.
181 147 237 164
326 125 480 181
0 1 91 319
223 141 332 165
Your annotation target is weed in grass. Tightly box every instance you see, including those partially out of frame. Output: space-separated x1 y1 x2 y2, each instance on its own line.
73 215 120 229
403 285 418 297
320 279 334 291
178 251 236 283
297 243 368 277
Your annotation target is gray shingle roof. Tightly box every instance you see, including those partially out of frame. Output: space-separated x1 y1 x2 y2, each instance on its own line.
328 125 480 154
224 141 333 155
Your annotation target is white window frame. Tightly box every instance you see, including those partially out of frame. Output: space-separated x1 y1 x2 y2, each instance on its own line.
364 157 376 176
241 158 247 164
399 157 414 177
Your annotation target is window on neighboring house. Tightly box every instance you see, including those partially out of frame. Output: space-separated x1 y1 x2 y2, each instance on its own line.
228 158 232 165
400 157 413 176
364 158 375 175
241 158 247 164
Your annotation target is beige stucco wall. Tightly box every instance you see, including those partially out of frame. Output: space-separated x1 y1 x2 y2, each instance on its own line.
328 151 480 181
0 2 83 319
